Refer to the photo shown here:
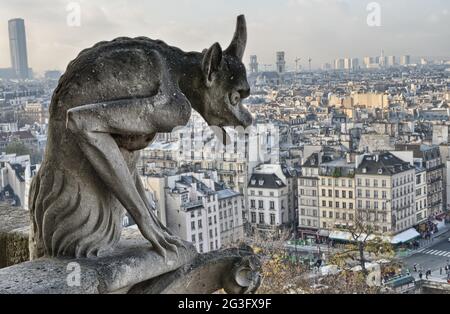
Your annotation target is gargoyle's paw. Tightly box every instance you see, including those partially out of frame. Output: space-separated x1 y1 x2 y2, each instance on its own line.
166 234 186 249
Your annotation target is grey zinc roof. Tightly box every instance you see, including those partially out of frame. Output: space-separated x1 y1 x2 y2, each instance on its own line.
356 153 413 175
217 189 240 200
248 173 286 189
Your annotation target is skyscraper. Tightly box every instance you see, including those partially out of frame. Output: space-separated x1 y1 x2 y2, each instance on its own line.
276 51 286 74
8 18 29 79
249 55 259 73
400 55 411 66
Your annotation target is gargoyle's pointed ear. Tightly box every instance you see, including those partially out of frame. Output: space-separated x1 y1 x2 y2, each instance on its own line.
202 42 223 86
225 15 247 61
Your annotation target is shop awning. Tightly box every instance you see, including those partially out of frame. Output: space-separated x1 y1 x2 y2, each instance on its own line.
329 230 353 241
318 230 330 237
329 230 391 243
390 228 420 244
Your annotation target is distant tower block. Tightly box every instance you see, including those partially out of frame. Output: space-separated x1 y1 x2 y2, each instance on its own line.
276 51 286 74
249 55 258 73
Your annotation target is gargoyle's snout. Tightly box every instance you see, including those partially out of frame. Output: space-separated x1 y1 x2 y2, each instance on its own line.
236 105 253 128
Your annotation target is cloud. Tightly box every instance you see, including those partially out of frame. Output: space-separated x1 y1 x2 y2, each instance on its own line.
0 0 449 73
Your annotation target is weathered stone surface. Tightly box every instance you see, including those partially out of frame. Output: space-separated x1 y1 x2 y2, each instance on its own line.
29 15 252 262
0 205 30 268
0 241 197 294
129 246 262 294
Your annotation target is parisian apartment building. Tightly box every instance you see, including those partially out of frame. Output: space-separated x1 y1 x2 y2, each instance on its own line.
247 163 297 234
297 150 444 241
140 171 245 253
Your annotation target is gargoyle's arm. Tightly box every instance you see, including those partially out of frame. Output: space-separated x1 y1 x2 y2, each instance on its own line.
66 53 189 259
134 171 174 235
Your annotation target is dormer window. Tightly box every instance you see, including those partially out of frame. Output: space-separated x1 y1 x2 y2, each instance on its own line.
251 180 256 185
362 168 367 174
258 180 264 186
378 168 383 175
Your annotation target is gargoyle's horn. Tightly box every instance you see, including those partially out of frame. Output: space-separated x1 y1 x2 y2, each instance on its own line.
225 15 247 60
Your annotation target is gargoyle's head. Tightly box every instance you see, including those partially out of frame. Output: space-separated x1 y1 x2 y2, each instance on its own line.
197 15 253 143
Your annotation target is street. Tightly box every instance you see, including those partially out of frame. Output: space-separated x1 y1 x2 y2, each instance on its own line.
401 233 450 280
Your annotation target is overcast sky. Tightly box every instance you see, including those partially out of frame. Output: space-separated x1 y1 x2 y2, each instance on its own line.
1 0 449 74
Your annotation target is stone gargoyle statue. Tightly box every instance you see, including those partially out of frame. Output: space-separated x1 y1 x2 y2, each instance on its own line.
29 15 253 260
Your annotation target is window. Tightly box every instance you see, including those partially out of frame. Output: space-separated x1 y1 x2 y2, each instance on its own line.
349 214 354 220
328 189 332 197
342 191 347 198
349 203 353 209
343 213 347 220
251 212 256 223
259 213 265 224
199 233 203 241
270 201 275 210
198 220 202 229
335 202 340 208
208 217 212 226
322 211 327 218
329 211 333 218
250 200 255 208
270 214 276 225
322 200 326 207
192 234 196 242
336 212 340 219
365 179 370 187
191 221 195 230
199 244 203 253
329 201 332 207
258 200 263 209
322 189 326 197
335 190 339 198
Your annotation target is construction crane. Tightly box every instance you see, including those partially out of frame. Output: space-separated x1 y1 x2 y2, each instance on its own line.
294 58 302 72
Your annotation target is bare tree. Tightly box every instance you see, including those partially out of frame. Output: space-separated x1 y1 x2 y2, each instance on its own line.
329 216 394 276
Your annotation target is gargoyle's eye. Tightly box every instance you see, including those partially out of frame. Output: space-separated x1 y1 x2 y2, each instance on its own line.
230 91 240 106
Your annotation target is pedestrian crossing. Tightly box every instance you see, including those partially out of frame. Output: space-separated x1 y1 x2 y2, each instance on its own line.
417 248 450 257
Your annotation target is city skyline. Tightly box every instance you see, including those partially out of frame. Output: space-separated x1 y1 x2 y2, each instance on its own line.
0 0 449 74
